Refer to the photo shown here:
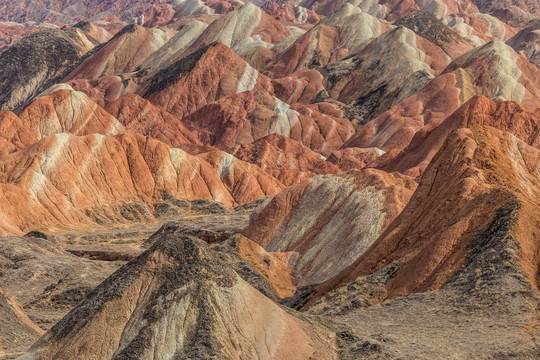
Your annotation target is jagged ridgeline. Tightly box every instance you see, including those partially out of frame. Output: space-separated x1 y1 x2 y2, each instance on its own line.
0 0 537 358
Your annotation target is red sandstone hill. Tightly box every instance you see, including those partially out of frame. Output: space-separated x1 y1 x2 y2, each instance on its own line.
0 0 538 358
306 126 540 307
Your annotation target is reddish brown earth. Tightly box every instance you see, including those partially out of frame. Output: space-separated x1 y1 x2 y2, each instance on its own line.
0 23 40 53
0 0 539 358
382 95 540 176
106 93 202 147
64 24 170 81
228 134 340 185
263 3 321 25
243 169 417 286
310 126 540 306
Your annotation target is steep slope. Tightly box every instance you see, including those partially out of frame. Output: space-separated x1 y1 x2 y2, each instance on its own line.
395 10 473 58
265 23 346 77
179 91 354 153
507 19 540 69
142 42 354 152
443 39 540 107
0 287 44 359
323 25 451 125
18 86 124 140
383 95 540 176
344 39 540 160
64 24 170 81
105 93 201 147
198 150 286 204
0 27 99 111
20 234 337 359
137 20 208 76
0 132 239 235
184 3 291 56
141 42 273 119
228 134 340 186
243 169 416 287
311 126 540 307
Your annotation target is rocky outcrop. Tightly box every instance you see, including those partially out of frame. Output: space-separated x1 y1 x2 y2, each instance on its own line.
0 27 98 111
243 169 417 286
64 24 170 81
506 19 540 69
228 134 340 186
20 234 337 359
383 95 540 176
323 25 451 125
312 126 540 306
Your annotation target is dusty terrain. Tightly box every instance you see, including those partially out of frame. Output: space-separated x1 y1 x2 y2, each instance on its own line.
0 0 538 358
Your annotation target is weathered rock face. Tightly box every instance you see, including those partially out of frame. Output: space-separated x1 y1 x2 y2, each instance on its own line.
0 287 43 359
443 39 540 108
0 132 254 235
0 27 98 111
507 19 540 69
20 234 337 360
272 69 325 104
342 72 463 154
198 150 286 204
137 20 208 77
141 42 353 153
0 0 539 357
263 3 321 25
395 10 473 58
243 169 417 287
383 95 540 176
178 89 354 153
0 23 40 53
212 234 297 299
228 134 340 186
64 24 170 81
0 110 38 154
344 39 540 163
0 0 163 23
265 23 346 77
141 42 273 119
323 25 451 125
18 87 124 140
320 3 391 54
184 2 291 55
312 126 540 307
67 75 137 108
105 93 201 147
